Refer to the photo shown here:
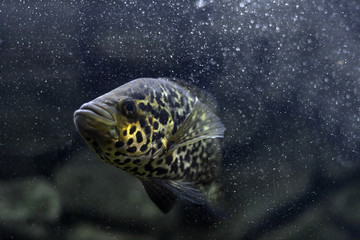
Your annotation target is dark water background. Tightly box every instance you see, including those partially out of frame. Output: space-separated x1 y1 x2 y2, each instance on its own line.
1 0 360 239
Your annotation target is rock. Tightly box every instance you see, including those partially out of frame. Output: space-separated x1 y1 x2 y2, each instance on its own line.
65 223 156 240
260 179 360 240
54 149 177 229
260 205 352 240
330 179 360 225
0 178 61 240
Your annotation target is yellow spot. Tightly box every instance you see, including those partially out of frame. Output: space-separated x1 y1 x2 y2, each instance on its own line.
200 113 206 121
127 162 137 168
162 139 167 149
109 128 119 140
337 60 344 65
127 125 133 134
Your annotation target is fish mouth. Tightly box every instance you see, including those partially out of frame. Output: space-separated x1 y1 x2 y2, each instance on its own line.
74 102 115 127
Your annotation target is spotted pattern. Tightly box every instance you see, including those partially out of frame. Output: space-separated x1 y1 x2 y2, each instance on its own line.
75 78 224 203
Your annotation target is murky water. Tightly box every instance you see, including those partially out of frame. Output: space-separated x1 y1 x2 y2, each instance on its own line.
1 1 360 239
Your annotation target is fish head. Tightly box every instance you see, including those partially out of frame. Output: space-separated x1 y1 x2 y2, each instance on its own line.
74 91 154 164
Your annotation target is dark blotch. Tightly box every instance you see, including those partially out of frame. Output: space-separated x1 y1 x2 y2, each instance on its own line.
124 158 131 164
184 168 190 177
185 104 190 113
156 159 163 165
136 131 143 143
172 125 177 135
165 155 173 164
130 167 139 173
145 163 153 172
130 126 136 135
133 159 140 164
139 118 146 128
127 146 137 153
145 126 151 135
138 103 146 111
140 144 148 152
180 96 185 106
159 109 169 125
149 92 154 102
155 167 168 175
115 141 124 148
180 160 184 171
114 159 125 165
184 152 191 162
153 132 165 141
170 162 178 174
123 130 127 136
127 138 134 145
191 160 198 168
153 121 159 130
155 94 162 104
115 151 121 156
134 92 145 100
139 102 153 112
152 110 160 119
146 104 153 112
151 148 157 155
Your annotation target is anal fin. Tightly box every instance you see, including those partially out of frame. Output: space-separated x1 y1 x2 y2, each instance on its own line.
163 179 206 205
142 180 177 213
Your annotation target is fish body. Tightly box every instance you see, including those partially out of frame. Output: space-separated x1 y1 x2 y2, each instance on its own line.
74 78 225 213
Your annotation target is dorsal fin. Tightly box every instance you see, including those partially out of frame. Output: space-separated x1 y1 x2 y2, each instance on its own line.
162 78 220 113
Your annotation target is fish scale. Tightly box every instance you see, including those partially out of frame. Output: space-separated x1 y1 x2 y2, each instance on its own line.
74 78 225 213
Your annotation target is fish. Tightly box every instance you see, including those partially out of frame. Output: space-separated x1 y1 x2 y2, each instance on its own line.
73 78 226 213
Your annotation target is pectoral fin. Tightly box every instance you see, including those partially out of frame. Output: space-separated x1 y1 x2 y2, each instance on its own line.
169 98 225 150
142 179 206 213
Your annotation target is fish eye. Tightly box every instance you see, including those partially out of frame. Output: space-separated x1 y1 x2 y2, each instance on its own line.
122 99 137 116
